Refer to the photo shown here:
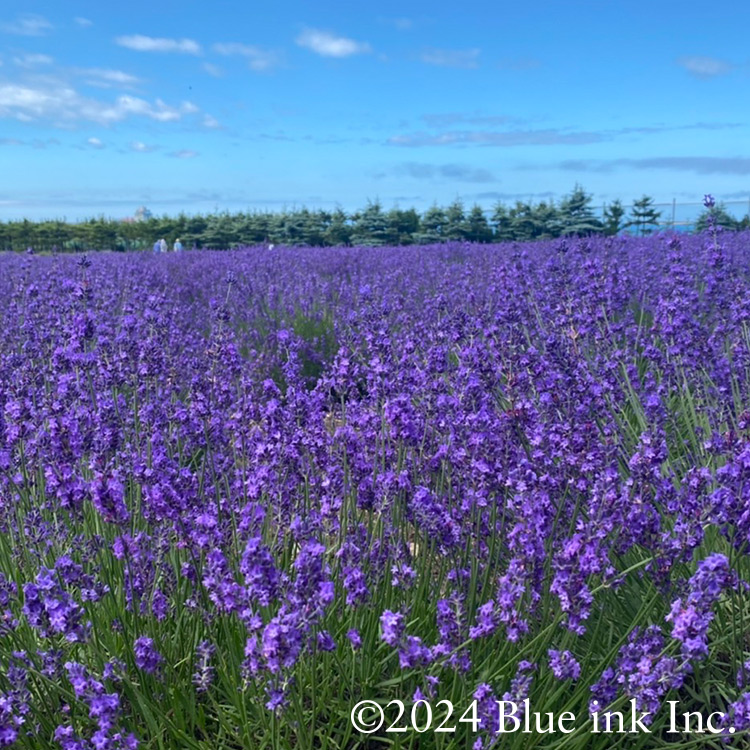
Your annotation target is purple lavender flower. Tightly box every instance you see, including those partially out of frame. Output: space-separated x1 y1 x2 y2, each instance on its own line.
193 640 216 693
240 536 279 607
317 631 336 652
346 629 362 650
727 693 750 734
398 636 432 669
133 637 164 675
666 553 732 660
261 611 303 674
548 649 581 681
380 610 405 646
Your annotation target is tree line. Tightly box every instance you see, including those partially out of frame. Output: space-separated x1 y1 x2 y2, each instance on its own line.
1 186 748 252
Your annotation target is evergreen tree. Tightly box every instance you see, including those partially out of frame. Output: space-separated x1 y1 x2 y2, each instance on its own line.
602 199 626 236
417 204 447 244
444 198 468 241
387 207 419 245
351 200 389 246
325 208 353 246
202 212 238 248
465 204 493 243
627 195 662 236
558 184 602 236
491 203 515 241
508 201 537 241
695 203 738 232
531 201 563 239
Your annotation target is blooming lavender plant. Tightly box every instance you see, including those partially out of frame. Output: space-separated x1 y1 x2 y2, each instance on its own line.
0 235 749 747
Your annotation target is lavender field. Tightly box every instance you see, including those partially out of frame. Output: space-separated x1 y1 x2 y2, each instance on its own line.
2 233 750 749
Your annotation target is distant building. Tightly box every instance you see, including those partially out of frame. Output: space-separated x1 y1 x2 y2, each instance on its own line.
134 206 153 222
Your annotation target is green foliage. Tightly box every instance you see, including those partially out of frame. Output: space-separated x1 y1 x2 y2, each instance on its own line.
627 195 662 236
695 203 739 232
444 198 468 241
465 204 493 243
416 203 448 244
2 188 746 251
491 203 515 241
351 200 390 246
558 184 603 236
602 199 626 236
324 207 354 246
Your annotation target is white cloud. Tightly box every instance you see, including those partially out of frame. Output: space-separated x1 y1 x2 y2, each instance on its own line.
0 136 59 148
202 62 224 77
77 68 141 88
170 149 198 158
1 14 53 36
86 137 105 148
0 81 201 126
203 114 221 128
390 17 413 30
213 42 280 71
130 140 157 152
420 48 480 69
75 17 93 28
388 128 605 147
677 55 733 78
295 28 371 58
115 35 201 55
395 162 495 183
12 53 54 68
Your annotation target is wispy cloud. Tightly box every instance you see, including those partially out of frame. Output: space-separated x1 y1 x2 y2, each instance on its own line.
130 141 158 153
380 17 413 30
212 42 280 71
115 35 201 55
0 81 200 126
170 149 199 159
420 48 480 69
202 62 223 77
0 136 59 148
472 190 555 201
295 28 371 58
1 14 52 36
202 114 221 129
614 122 743 135
390 120 742 148
421 112 525 128
677 55 733 78
395 162 496 182
74 17 93 28
388 128 605 147
559 156 750 175
12 53 54 68
496 57 541 71
75 68 141 88
86 137 105 149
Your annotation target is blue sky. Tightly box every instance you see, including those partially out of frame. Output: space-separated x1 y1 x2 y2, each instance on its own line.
0 0 749 221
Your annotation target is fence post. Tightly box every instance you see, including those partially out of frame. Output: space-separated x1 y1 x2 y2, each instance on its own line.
671 198 676 230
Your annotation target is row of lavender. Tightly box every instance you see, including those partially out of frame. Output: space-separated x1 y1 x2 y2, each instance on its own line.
1 232 749 748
